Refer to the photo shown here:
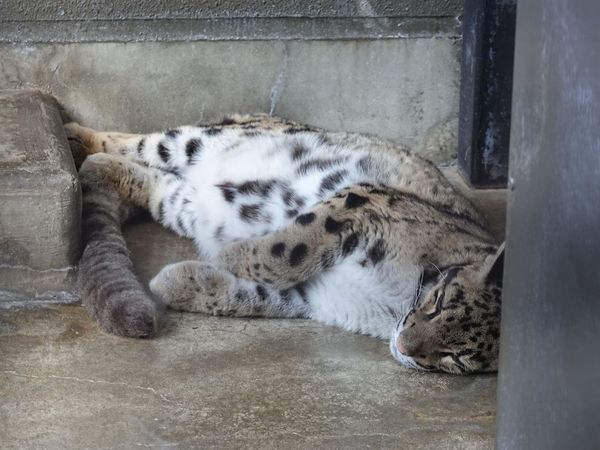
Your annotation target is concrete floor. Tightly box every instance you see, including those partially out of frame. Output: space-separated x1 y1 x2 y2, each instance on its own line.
0 305 496 449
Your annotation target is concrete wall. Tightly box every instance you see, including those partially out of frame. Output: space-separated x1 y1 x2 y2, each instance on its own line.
0 39 461 163
0 1 463 164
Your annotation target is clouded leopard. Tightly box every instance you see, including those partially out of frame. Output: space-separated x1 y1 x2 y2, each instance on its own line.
65 114 503 374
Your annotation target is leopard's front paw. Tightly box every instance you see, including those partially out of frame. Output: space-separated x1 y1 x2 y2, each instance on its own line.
149 261 230 313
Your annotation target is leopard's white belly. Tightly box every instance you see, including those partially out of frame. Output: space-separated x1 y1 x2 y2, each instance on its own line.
304 252 421 339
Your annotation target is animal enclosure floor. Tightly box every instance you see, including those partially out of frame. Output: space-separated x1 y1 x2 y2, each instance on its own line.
1 220 498 449
0 305 496 449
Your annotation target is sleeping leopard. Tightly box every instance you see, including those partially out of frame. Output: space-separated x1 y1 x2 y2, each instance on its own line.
65 114 503 374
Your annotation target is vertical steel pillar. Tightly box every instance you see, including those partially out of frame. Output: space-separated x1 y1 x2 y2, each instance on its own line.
497 1 600 448
458 0 516 188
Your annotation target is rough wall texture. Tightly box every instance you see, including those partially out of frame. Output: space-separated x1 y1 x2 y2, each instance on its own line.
0 39 461 163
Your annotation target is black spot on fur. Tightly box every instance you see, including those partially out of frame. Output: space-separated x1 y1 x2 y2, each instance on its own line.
342 233 360 256
205 127 222 136
256 285 268 301
136 138 145 154
157 142 169 163
280 289 292 303
368 239 386 265
165 129 181 138
271 242 286 257
291 144 309 161
239 204 263 222
218 183 236 203
369 188 389 196
284 127 312 134
295 212 316 226
157 201 165 222
289 244 308 267
319 170 348 195
281 189 294 206
324 216 345 234
474 300 491 310
345 192 369 209
286 209 298 218
238 180 275 197
296 158 344 175
296 283 308 302
185 138 203 163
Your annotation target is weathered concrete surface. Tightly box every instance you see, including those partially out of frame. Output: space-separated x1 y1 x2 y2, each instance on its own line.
0 305 496 449
0 90 80 302
0 0 462 21
0 17 461 44
123 217 199 284
0 39 461 163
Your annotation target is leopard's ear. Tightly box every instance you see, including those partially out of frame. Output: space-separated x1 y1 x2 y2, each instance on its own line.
479 242 505 285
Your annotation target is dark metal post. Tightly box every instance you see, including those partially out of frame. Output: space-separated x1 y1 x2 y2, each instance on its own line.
457 0 516 188
497 0 600 448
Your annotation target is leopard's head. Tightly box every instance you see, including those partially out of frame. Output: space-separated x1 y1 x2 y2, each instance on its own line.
390 244 504 374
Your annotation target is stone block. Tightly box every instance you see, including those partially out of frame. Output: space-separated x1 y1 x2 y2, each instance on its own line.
0 89 80 305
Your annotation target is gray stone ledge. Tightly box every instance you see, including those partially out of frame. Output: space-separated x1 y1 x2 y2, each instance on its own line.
0 17 461 44
0 0 462 21
0 89 81 298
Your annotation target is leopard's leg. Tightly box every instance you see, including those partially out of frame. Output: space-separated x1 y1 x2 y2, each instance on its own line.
217 191 372 289
77 151 200 336
79 152 196 238
149 261 310 318
65 122 206 174
65 122 143 157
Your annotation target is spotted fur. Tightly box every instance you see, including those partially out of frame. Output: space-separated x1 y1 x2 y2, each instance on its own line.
66 114 503 373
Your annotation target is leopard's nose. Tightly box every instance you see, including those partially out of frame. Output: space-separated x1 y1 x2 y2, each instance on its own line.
396 331 422 356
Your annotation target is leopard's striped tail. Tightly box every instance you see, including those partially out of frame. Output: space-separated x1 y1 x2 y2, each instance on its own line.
78 172 161 337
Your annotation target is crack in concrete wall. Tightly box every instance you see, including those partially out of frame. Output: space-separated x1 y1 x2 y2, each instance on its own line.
269 44 288 116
